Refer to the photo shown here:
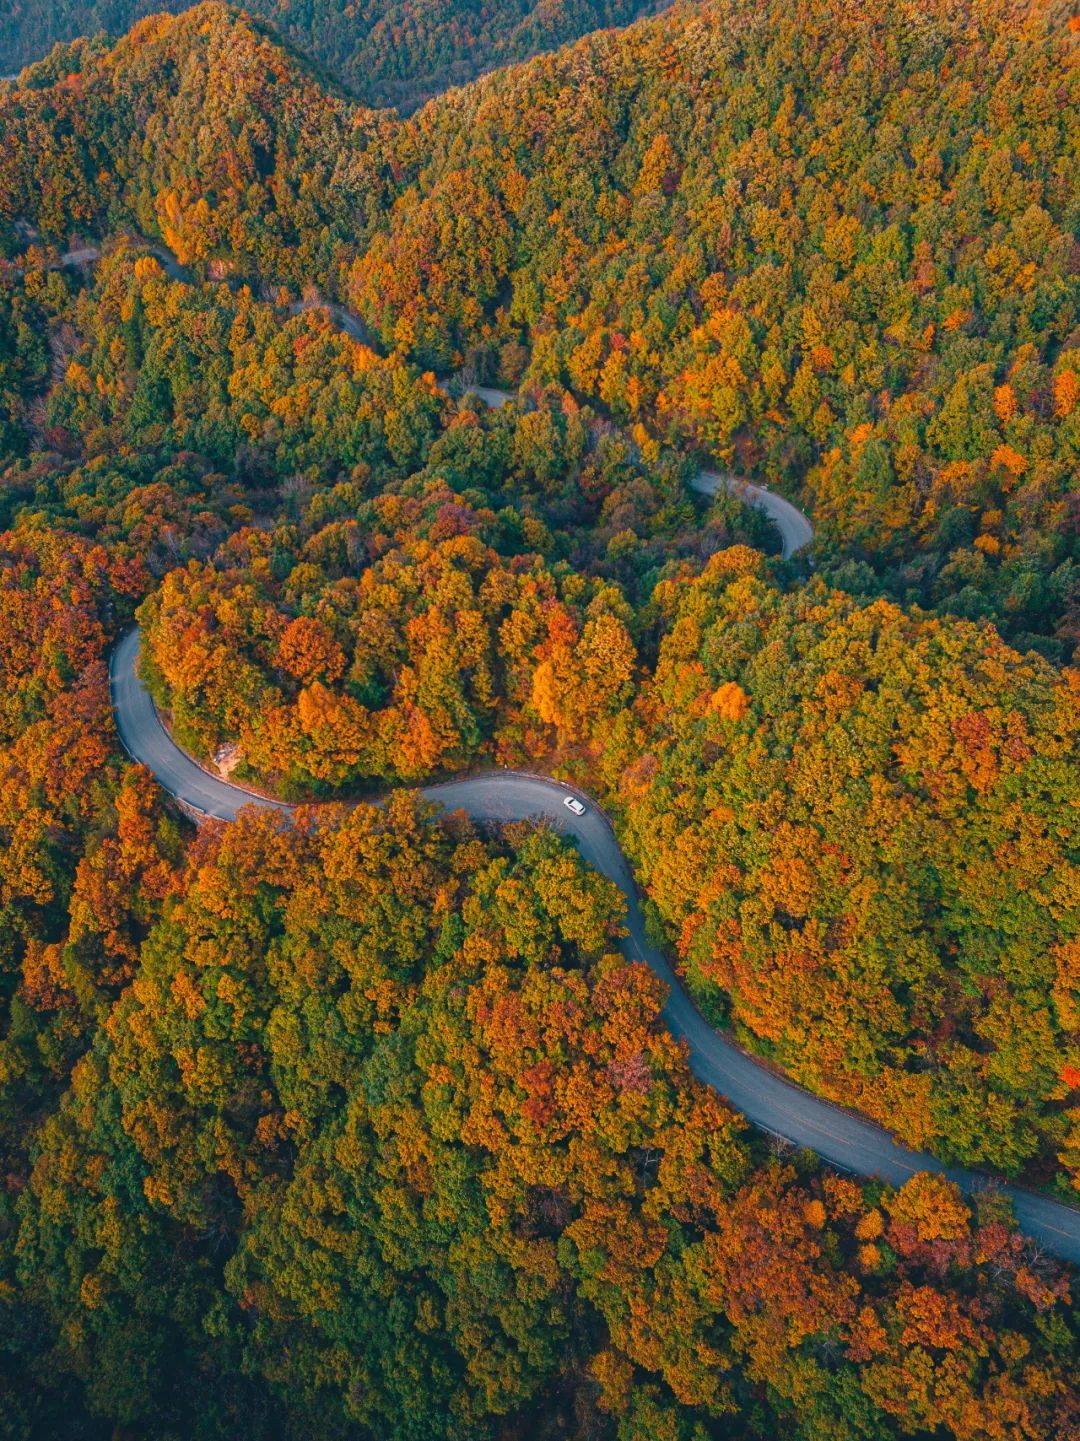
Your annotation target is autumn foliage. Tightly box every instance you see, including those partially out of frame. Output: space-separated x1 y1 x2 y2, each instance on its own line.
2 0 1076 652
604 547 1080 1185
0 1 1077 1436
11 806 1077 1438
138 523 637 790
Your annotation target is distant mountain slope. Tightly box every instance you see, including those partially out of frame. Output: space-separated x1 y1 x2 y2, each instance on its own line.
0 6 386 285
0 0 657 111
1 0 1077 658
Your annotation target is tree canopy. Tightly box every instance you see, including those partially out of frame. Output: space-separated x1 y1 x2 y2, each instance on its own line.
0 1 1077 1435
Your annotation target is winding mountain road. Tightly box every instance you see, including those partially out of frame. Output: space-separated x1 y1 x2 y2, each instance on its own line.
110 628 1080 1264
445 389 813 557
52 235 815 557
691 469 814 559
30 231 1078 1255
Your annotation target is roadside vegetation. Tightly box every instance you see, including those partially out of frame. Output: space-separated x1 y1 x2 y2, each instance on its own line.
0 2 1077 1436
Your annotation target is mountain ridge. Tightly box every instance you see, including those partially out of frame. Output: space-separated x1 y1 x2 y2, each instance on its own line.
0 0 664 112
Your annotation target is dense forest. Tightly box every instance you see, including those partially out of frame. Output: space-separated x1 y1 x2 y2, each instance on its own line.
0 1 1078 1437
605 548 1080 1182
2 0 1076 656
0 0 656 111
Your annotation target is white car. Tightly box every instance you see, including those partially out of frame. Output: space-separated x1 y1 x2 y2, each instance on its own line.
563 795 586 817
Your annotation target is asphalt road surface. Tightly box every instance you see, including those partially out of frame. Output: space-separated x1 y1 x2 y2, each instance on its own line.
110 628 1080 1264
288 297 369 342
691 469 814 559
61 241 185 280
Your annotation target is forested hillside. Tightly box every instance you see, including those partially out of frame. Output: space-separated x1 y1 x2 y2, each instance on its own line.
0 0 654 111
0 2 1078 1437
2 0 1076 655
0 230 1076 1441
350 0 1079 659
604 547 1080 1182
